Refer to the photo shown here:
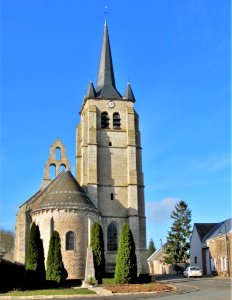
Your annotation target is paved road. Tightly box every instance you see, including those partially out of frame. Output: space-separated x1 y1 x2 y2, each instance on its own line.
1 277 230 300
77 277 231 300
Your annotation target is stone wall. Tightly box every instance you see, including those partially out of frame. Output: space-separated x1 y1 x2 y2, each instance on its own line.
32 209 99 279
207 233 232 276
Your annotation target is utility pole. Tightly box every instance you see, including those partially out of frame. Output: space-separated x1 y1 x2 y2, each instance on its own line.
160 238 163 274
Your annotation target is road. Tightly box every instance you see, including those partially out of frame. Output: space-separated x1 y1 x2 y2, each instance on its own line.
79 277 231 300
2 277 230 300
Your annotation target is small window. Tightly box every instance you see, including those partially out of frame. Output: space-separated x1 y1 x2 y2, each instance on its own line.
107 223 117 251
49 164 56 179
60 164 66 172
101 112 109 129
113 112 121 129
111 193 114 200
109 142 112 146
194 256 197 264
66 231 75 250
55 147 61 160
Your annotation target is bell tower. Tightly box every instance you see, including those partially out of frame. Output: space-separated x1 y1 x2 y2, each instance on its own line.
76 22 147 272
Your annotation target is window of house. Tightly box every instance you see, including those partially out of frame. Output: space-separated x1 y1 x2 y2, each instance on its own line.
101 112 110 129
221 257 227 271
194 256 197 264
111 193 114 200
66 231 75 250
109 142 112 146
113 112 121 129
107 223 117 251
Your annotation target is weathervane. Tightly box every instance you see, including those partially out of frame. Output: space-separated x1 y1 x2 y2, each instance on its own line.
104 5 108 19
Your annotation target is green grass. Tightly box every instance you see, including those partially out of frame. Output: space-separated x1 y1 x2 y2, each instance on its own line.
0 288 96 296
102 277 115 285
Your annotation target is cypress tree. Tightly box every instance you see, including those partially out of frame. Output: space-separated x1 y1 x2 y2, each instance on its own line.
25 222 45 286
90 222 105 284
46 231 67 283
164 200 192 267
114 224 137 284
147 238 156 258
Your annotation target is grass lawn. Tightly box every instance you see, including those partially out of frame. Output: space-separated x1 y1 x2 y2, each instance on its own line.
0 288 96 296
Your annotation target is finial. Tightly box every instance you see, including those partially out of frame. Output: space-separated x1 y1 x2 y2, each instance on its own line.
104 5 108 25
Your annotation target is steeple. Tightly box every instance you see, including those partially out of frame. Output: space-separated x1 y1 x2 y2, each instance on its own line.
123 82 136 102
96 21 121 99
85 81 96 99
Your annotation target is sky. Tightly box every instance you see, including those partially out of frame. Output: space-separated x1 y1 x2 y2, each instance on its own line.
0 0 231 250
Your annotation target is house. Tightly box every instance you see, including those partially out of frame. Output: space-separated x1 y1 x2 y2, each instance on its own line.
190 223 217 273
147 243 186 275
190 218 232 276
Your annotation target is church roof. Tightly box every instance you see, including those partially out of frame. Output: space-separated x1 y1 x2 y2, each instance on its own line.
33 170 98 212
95 21 122 99
123 82 136 102
85 81 96 99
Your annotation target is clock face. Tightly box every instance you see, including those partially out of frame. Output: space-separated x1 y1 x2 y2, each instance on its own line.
107 101 115 108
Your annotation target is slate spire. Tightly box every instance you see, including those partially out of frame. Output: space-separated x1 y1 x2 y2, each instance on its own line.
96 21 121 99
123 82 136 102
85 81 96 99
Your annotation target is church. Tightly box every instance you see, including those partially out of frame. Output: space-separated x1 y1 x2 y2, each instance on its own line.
14 22 147 279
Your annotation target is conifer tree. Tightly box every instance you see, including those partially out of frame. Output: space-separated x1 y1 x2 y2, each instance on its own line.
164 200 191 266
114 224 137 284
46 231 67 283
147 238 156 258
90 222 105 284
25 222 45 286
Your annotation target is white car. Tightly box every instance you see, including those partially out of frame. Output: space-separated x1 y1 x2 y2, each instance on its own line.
183 266 202 278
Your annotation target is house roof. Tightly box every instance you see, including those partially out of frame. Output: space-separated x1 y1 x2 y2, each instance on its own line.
194 223 218 241
203 218 232 241
147 242 168 262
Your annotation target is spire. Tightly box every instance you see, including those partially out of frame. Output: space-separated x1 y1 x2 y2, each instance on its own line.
85 81 96 99
123 82 136 102
96 22 121 99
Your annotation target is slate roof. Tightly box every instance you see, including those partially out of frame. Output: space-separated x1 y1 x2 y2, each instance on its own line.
203 218 232 241
195 223 218 241
95 21 122 99
123 82 135 102
30 170 98 213
85 81 96 99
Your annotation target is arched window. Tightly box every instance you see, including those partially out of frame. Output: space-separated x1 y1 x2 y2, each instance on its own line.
60 164 66 172
107 223 117 251
113 112 121 129
66 231 75 250
101 112 109 129
55 147 61 160
49 164 56 179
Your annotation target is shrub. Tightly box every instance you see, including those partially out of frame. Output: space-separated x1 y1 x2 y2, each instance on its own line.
46 231 68 283
114 224 137 284
0 260 25 292
90 222 105 284
25 222 45 287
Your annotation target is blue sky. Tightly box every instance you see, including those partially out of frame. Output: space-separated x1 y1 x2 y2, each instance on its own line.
1 0 231 249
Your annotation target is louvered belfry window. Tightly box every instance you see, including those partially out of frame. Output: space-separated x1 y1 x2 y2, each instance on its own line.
101 112 110 128
113 112 121 129
107 223 117 251
66 231 75 250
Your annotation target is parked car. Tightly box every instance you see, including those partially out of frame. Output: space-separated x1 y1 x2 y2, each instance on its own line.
183 266 202 278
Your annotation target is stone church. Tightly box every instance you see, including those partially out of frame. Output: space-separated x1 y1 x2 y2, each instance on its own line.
14 22 147 279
